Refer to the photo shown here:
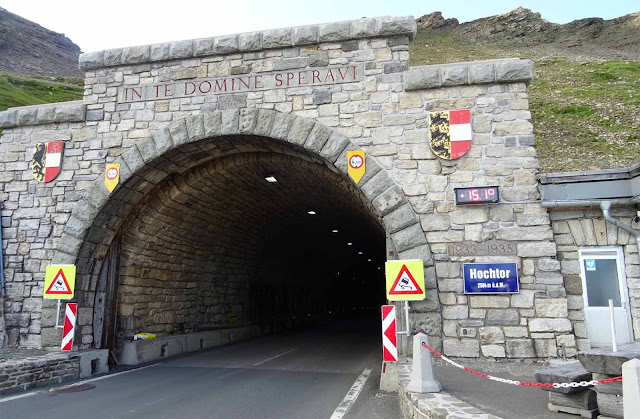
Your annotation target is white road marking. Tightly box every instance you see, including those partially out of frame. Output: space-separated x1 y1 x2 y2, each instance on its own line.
253 348 297 366
0 362 164 404
329 368 372 419
0 390 43 403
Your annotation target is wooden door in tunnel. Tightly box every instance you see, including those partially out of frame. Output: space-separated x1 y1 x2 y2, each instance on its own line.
93 232 121 351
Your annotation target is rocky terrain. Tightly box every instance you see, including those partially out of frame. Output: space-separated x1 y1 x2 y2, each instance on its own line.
413 8 640 173
0 7 82 77
417 7 640 61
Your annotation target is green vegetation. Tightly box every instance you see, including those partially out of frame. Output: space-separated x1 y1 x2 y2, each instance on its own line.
410 29 640 173
0 73 83 112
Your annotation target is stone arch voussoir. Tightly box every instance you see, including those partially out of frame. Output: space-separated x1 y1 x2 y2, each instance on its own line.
57 108 433 296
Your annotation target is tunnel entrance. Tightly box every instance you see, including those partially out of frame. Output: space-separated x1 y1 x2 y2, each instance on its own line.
92 138 387 352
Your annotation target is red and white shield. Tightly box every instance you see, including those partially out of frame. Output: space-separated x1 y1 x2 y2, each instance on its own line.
31 141 64 183
429 110 473 160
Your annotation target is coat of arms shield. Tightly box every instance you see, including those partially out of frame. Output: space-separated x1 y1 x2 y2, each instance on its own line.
429 110 473 160
31 141 64 183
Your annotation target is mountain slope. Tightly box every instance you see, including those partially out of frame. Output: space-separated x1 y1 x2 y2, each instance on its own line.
0 7 82 77
411 8 640 173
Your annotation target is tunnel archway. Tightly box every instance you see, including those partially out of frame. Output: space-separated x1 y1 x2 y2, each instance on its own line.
51 109 434 351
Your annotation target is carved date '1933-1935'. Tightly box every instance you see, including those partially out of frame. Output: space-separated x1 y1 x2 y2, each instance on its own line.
448 241 516 257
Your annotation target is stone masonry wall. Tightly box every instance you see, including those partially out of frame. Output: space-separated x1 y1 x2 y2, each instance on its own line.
0 16 576 358
397 66 572 359
0 352 79 395
549 207 640 349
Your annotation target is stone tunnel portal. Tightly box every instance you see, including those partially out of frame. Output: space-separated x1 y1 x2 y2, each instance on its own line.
91 135 387 352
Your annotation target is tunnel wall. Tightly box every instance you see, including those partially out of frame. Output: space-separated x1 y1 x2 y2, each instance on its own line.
0 15 582 360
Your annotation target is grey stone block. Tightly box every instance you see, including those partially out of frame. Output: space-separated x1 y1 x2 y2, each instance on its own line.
469 62 495 84
293 25 318 45
194 38 215 56
153 127 174 155
548 390 597 409
287 117 315 146
487 309 519 325
495 59 533 83
383 203 417 234
239 32 262 51
0 109 17 127
404 67 440 91
377 16 417 39
361 170 394 202
313 90 332 105
263 28 293 49
215 35 239 53
392 223 427 253
383 63 408 74
304 123 332 153
78 51 104 69
270 112 296 140
17 109 37 126
238 108 257 133
150 43 171 61
372 186 405 216
86 109 104 121
351 18 377 38
103 49 123 67
578 341 640 375
442 65 468 86
535 361 592 394
506 339 536 357
220 109 240 135
203 111 223 138
122 46 150 64
596 392 623 418
170 40 194 59
319 22 351 42
218 94 247 110
254 109 275 137
137 136 160 163
55 102 86 122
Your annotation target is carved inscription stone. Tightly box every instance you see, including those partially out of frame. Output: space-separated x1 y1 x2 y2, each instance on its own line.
118 64 364 103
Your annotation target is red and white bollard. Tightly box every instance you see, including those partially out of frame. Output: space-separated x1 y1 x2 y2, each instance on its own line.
380 305 399 391
61 303 77 352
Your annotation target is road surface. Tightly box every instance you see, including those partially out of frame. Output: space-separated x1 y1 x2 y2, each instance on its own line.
0 314 401 419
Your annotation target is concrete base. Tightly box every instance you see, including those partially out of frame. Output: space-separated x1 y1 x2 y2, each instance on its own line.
379 361 399 392
548 403 598 418
406 333 441 393
118 326 261 365
78 349 109 378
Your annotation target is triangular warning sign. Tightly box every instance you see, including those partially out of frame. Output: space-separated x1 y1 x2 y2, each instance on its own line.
45 269 72 295
389 265 424 295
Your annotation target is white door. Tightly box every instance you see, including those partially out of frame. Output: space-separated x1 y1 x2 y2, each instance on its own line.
579 247 634 347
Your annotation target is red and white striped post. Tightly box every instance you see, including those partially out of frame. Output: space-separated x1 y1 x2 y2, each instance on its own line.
61 303 77 351
380 305 399 391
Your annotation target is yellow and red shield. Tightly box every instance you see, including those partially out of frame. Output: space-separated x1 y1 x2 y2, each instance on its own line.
347 150 365 184
31 141 64 183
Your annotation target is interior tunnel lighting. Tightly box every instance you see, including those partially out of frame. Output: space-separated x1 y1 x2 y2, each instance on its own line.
347 242 353 246
368 259 372 262
264 176 278 183
307 210 316 215
358 251 363 255
332 229 339 233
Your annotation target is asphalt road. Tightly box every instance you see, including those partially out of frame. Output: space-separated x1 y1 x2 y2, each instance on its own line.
0 313 401 419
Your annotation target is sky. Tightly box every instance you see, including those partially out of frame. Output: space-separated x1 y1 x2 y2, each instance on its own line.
2 0 638 52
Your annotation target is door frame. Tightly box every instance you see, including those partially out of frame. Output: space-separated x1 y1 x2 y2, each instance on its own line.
578 246 634 344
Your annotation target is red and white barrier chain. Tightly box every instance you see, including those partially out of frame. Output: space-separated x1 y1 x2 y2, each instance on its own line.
422 342 622 389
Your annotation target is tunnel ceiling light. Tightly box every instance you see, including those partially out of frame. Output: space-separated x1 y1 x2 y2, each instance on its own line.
347 242 353 246
264 175 278 183
307 210 316 215
358 251 363 255
368 259 372 262
332 229 339 233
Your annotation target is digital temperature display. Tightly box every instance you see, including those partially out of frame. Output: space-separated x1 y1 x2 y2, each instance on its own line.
454 186 499 205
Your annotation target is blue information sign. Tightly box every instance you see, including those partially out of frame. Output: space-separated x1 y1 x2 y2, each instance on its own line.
463 263 519 294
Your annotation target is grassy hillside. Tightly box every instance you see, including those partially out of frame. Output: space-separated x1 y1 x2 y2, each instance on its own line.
409 29 640 173
0 73 83 112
